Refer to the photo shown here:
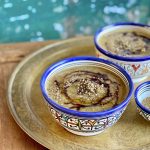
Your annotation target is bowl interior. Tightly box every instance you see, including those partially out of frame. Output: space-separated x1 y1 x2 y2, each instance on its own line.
40 57 133 117
135 82 150 113
45 60 129 102
96 25 150 48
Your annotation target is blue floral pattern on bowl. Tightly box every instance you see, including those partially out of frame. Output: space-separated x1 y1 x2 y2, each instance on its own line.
48 105 126 135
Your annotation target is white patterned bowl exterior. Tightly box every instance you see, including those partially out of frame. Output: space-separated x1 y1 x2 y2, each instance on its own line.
94 23 150 83
135 81 150 121
40 56 133 136
48 105 126 136
96 51 150 83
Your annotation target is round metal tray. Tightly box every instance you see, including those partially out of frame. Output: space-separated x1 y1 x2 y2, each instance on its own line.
7 36 150 150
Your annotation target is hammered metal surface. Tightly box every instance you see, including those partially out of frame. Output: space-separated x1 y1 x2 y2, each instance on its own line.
7 37 150 150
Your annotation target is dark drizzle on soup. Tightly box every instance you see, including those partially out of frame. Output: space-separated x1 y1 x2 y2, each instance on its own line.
49 71 120 111
101 31 150 57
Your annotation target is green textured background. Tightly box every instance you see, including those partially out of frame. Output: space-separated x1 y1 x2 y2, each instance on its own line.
0 0 150 43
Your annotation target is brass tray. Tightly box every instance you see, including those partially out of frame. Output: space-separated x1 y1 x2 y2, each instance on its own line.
7 37 150 150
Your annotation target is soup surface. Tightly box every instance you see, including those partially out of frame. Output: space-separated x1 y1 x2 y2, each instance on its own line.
142 97 150 109
46 65 128 112
99 30 150 57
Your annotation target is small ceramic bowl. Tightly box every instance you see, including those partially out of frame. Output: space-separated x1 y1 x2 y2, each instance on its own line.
135 81 150 121
40 56 133 136
94 22 150 83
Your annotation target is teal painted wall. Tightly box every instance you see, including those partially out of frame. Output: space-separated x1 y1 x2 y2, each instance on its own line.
0 0 150 43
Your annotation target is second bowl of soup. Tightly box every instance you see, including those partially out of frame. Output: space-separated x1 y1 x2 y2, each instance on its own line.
94 23 150 83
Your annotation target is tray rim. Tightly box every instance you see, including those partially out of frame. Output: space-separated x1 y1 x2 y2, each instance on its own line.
7 36 93 148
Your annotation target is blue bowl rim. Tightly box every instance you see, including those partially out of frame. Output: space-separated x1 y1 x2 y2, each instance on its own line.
135 81 150 114
40 56 133 118
94 22 150 62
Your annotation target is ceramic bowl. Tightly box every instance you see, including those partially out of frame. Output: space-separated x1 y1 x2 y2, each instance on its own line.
135 81 150 121
94 22 150 83
40 56 133 136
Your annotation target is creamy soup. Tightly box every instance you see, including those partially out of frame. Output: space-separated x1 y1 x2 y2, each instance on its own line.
99 30 150 57
46 65 128 112
142 97 150 109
